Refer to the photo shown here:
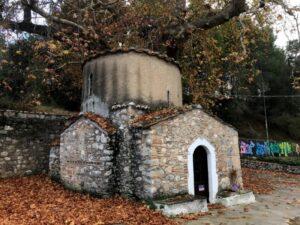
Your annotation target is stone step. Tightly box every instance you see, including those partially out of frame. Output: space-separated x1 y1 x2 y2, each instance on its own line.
215 191 256 207
154 197 208 216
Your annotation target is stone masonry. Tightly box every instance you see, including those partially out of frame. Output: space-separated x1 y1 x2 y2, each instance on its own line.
241 159 300 174
110 103 149 196
54 49 244 202
56 104 242 202
0 109 68 178
131 108 242 199
60 115 116 197
49 144 60 180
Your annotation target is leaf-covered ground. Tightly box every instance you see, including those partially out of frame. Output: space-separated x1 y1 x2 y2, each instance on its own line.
242 168 300 194
0 175 177 225
0 168 299 225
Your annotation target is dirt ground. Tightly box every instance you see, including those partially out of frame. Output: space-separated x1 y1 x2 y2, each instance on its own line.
182 168 300 225
0 176 176 225
0 168 299 225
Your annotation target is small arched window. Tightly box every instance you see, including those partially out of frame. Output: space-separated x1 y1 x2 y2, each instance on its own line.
167 90 170 106
88 73 93 96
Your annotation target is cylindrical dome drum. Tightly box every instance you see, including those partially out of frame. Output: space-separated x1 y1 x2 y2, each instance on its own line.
81 49 183 117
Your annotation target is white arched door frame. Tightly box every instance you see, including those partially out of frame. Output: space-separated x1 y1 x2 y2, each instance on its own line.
188 138 218 203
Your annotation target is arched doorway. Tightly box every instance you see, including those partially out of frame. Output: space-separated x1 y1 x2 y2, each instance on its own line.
193 146 209 199
188 138 218 203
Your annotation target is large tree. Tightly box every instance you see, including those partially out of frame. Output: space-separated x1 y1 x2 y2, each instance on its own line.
1 0 290 57
0 0 298 109
1 0 256 45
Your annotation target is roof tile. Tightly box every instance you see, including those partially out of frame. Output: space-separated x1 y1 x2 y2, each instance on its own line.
65 113 117 135
130 107 192 128
130 106 237 131
82 48 180 69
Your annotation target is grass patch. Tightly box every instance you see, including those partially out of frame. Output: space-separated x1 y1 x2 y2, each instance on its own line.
244 157 300 166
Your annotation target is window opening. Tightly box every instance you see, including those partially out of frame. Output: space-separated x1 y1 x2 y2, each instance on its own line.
88 73 93 96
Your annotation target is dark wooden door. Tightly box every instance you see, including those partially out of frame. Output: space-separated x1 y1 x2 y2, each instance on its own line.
193 146 209 200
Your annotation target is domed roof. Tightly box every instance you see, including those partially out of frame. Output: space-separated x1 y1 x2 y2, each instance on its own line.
82 48 180 69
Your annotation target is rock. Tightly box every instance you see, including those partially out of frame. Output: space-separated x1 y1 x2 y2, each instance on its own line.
244 207 250 212
0 130 8 135
4 125 14 131
25 170 33 175
0 151 8 157
105 170 112 176
100 134 107 143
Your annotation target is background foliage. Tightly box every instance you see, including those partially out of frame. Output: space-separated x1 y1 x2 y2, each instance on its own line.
0 0 299 140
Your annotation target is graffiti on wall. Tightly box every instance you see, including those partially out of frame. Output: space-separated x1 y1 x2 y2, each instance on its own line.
240 139 300 157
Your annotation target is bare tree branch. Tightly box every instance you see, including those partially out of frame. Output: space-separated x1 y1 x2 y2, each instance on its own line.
23 1 32 23
169 0 256 39
2 0 264 44
4 20 51 36
192 0 248 30
21 0 86 31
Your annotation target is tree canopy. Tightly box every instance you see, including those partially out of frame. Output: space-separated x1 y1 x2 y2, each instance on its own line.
0 0 299 111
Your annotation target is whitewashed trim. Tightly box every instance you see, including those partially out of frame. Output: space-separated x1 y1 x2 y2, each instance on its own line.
188 138 218 203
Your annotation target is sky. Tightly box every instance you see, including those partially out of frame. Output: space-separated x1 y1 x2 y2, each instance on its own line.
273 1 300 48
5 0 300 49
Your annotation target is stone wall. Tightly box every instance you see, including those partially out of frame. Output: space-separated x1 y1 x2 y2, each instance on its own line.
131 129 152 199
49 145 60 180
136 109 242 199
0 110 68 178
46 104 242 201
60 118 115 197
241 159 300 174
109 103 148 197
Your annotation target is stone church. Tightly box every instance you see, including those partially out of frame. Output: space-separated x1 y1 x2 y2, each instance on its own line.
50 48 243 204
